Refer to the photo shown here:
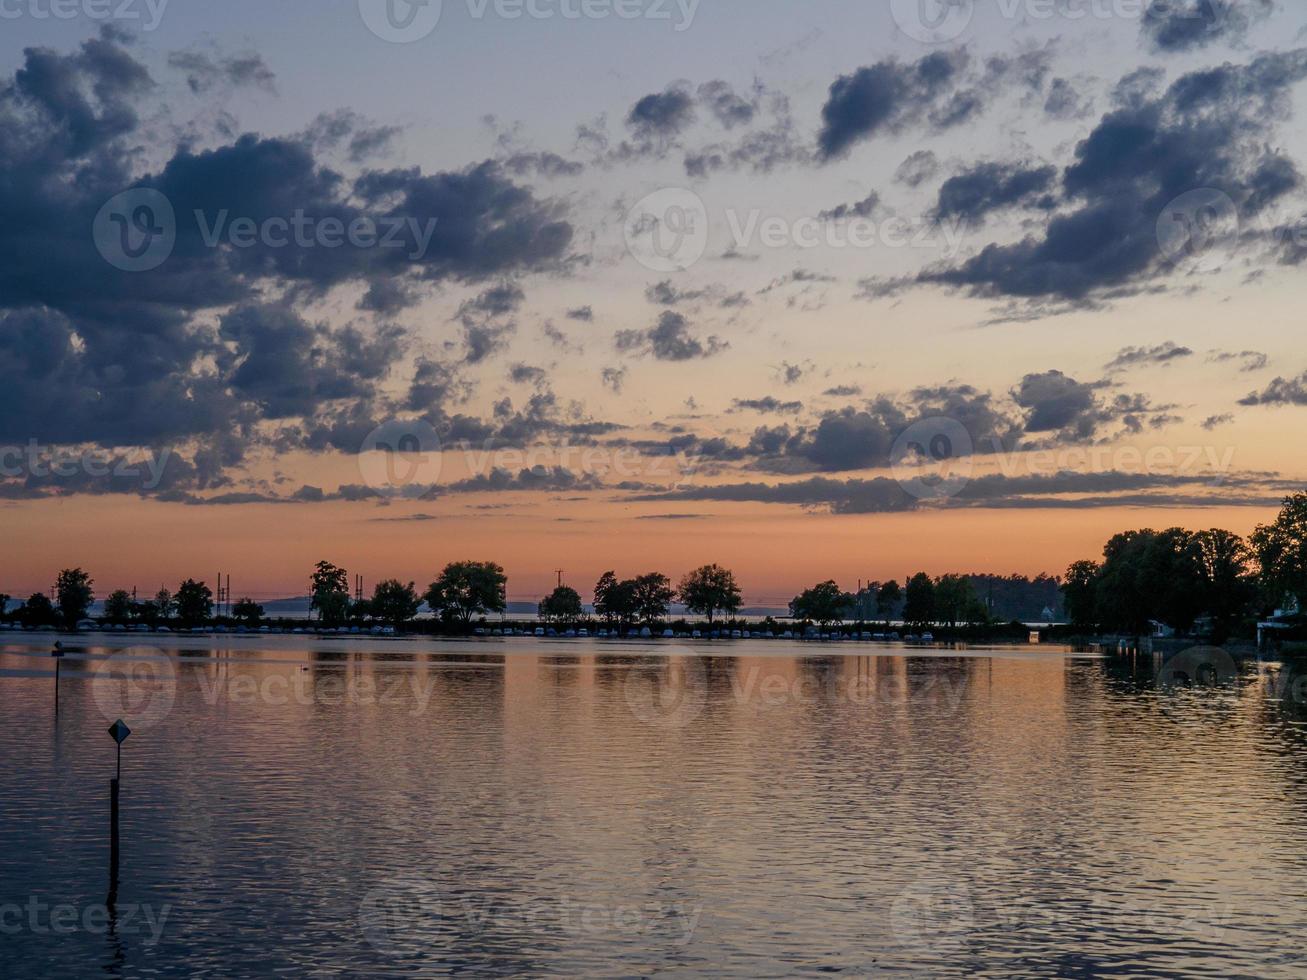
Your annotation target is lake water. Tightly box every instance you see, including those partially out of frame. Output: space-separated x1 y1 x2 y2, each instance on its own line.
3 635 1307 977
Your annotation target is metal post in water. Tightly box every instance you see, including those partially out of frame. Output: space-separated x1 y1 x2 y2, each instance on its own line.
52 641 64 715
107 720 131 903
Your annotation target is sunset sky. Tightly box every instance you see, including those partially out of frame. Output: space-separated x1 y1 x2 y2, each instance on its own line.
2 0 1305 605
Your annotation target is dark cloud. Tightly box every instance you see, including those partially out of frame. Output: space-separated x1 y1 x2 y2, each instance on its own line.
895 150 941 187
874 51 1307 304
1202 413 1235 429
1044 77 1094 120
732 397 804 414
300 109 401 162
566 306 594 321
615 311 727 361
1013 370 1104 438
626 84 695 143
502 151 584 178
696 80 757 129
824 385 863 397
601 367 627 393
819 192 880 221
683 91 809 176
817 51 971 160
1239 372 1307 406
509 364 547 386
1141 0 1274 52
1105 341 1194 371
645 279 706 305
932 161 1057 223
1208 348 1269 372
458 282 525 318
634 469 1277 515
169 50 276 94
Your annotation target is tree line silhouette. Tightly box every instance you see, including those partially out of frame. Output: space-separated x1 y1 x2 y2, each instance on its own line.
5 494 1304 639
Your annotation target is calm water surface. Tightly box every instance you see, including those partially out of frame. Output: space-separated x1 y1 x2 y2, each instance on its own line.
3 635 1307 977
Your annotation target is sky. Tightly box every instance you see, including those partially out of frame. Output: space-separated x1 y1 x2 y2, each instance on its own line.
2 0 1306 605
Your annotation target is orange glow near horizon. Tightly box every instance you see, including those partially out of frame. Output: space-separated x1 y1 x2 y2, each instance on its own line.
1 496 1282 606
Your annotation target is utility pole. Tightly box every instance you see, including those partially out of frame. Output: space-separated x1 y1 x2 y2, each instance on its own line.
555 569 565 589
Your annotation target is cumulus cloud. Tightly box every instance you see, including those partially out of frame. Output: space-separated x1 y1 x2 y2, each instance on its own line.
868 51 1307 305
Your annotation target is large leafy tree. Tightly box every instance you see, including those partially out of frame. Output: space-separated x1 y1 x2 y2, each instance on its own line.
1095 530 1159 634
790 580 854 628
55 568 94 627
21 594 56 627
311 561 351 626
594 571 637 626
877 580 902 623
1252 494 1307 613
175 579 213 627
934 574 985 628
232 597 265 625
902 573 937 628
425 561 507 625
677 564 742 625
1196 529 1255 641
104 590 134 624
632 573 676 625
1061 560 1101 630
538 586 583 623
370 580 421 629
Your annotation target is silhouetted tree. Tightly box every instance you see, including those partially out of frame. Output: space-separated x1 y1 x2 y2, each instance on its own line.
903 573 936 628
55 568 93 627
425 561 507 625
104 590 133 624
371 580 421 629
935 574 983 627
311 561 351 626
232 597 264 625
790 581 853 628
1196 528 1255 642
877 580 902 624
1061 560 1101 630
632 573 675 624
175 579 213 627
20 594 55 627
539 586 583 623
594 571 637 626
677 565 742 625
154 588 174 619
1252 494 1307 612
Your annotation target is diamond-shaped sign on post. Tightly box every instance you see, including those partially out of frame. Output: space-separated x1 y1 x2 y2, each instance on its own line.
108 720 131 745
